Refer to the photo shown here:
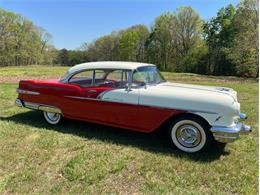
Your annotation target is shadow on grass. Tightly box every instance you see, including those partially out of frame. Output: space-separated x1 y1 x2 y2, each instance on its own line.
1 111 230 162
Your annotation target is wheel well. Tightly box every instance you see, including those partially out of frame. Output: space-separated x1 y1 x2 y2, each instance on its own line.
158 112 211 132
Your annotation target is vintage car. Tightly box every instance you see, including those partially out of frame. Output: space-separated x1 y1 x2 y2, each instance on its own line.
15 61 252 153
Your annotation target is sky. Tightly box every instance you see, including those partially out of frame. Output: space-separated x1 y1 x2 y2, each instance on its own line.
0 0 239 50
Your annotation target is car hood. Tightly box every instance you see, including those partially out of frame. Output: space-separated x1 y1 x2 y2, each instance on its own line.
157 82 238 102
139 82 240 117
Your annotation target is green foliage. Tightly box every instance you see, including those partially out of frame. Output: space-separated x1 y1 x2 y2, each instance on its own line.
0 9 55 66
54 49 86 66
177 41 209 74
56 49 69 66
203 0 258 77
203 4 237 76
146 12 176 71
118 25 149 62
230 0 259 77
147 7 203 71
0 0 258 77
85 33 120 61
119 30 139 61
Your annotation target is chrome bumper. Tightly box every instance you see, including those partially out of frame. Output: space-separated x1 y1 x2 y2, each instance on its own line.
15 98 62 114
210 113 252 143
15 98 24 107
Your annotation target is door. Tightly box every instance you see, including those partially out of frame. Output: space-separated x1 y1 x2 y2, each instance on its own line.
64 69 140 130
91 69 140 129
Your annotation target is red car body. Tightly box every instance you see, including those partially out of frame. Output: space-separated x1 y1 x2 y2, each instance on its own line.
18 79 184 132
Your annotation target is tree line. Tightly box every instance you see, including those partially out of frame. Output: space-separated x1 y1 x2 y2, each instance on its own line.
0 0 258 77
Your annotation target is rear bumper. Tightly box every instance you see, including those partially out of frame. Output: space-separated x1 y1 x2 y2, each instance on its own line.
15 98 62 114
210 113 252 143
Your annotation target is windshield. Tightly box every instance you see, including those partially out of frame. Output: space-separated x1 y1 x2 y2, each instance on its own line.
132 66 166 86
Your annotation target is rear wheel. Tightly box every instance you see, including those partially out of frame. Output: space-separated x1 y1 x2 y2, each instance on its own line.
169 116 213 153
43 111 62 125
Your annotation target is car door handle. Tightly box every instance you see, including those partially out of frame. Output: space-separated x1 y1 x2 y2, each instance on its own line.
88 90 97 93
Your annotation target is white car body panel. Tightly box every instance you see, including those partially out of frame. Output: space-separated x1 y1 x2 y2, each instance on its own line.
101 82 240 128
67 61 155 74
101 88 139 104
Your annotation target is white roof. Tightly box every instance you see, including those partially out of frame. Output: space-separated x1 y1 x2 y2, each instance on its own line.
68 61 156 74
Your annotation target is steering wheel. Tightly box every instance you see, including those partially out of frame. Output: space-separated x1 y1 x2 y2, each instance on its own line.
104 80 116 88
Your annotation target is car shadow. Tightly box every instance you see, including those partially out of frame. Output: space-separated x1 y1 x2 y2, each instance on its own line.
1 111 230 162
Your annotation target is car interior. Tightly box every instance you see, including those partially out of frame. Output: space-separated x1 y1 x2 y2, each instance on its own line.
68 69 129 88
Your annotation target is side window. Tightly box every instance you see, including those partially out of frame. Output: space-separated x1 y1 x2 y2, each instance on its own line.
132 70 146 87
95 70 129 88
69 70 93 87
94 70 106 86
107 70 125 81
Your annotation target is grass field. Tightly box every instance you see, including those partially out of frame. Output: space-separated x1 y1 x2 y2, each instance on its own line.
0 65 258 194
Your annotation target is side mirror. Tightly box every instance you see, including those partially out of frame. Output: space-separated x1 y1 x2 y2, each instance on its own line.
125 83 132 91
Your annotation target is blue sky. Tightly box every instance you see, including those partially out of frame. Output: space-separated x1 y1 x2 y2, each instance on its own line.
0 0 239 49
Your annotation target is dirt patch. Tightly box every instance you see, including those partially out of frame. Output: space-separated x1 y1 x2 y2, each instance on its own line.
0 76 60 83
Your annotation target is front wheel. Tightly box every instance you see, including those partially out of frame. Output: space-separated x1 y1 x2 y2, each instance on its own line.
169 116 213 153
43 111 62 125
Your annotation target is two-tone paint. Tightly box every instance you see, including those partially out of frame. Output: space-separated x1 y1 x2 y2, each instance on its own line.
17 79 185 132
16 61 252 143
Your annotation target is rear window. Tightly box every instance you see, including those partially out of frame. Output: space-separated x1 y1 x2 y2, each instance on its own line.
68 70 94 87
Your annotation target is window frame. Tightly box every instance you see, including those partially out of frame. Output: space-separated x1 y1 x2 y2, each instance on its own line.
68 69 94 88
67 68 132 88
131 66 165 88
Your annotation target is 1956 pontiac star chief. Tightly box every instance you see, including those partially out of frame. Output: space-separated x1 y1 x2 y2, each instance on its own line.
15 61 252 153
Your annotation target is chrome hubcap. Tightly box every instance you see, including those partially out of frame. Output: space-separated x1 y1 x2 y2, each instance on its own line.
176 125 201 148
46 112 60 121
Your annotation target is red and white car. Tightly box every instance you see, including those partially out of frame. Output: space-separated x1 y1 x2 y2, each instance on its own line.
16 61 251 153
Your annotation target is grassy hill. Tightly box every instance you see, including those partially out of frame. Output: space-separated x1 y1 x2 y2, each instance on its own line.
0 65 258 194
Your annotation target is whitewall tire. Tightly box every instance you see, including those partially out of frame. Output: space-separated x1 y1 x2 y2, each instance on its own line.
169 116 212 153
43 111 62 125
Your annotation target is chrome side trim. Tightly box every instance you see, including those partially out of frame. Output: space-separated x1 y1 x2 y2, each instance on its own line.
187 110 217 115
15 98 62 114
17 88 40 95
65 96 97 101
24 102 39 110
210 122 252 143
38 105 62 114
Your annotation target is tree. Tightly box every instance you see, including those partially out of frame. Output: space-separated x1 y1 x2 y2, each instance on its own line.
147 12 176 71
68 50 86 65
127 25 150 62
203 4 237 75
230 0 259 77
57 48 69 66
84 32 120 61
174 7 204 72
42 44 58 65
0 8 54 66
175 7 203 57
147 7 203 72
38 27 53 54
118 25 149 62
119 30 139 61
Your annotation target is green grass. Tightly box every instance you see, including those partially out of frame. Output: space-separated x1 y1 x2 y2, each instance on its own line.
0 66 258 194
